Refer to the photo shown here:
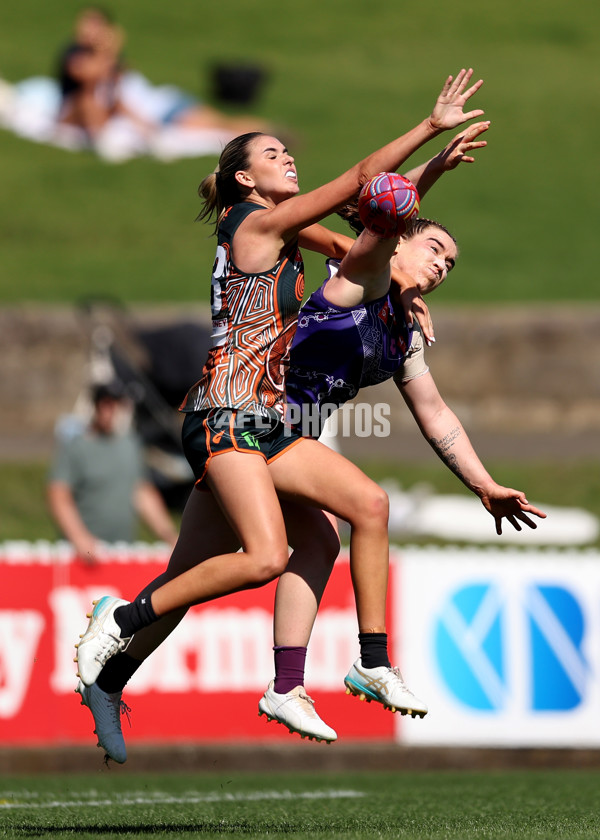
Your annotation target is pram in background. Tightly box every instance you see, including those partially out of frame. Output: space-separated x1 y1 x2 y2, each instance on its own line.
60 298 211 512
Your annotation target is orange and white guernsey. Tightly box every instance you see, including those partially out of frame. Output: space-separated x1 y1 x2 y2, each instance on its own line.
181 202 305 420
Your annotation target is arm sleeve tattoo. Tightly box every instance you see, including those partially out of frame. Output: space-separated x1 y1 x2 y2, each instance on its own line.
428 425 470 487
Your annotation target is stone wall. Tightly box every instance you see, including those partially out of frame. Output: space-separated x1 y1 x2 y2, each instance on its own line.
1 304 599 462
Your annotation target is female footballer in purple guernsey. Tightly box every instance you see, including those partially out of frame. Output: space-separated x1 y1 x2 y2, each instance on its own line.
263 208 546 732
73 72 543 759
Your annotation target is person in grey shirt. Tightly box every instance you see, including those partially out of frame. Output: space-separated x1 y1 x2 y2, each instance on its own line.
48 381 177 562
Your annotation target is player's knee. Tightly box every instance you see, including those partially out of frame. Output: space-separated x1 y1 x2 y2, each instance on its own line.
358 484 389 529
251 543 290 583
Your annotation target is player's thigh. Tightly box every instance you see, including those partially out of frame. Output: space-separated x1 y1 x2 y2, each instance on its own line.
269 438 388 525
206 449 288 558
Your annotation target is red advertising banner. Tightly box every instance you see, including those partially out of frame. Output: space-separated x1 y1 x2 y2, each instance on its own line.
0 543 398 746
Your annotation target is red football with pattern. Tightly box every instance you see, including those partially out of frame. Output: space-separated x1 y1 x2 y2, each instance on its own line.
357 172 420 238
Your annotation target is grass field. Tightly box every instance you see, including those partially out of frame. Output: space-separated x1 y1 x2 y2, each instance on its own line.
3 456 600 546
0 0 599 304
1 769 599 839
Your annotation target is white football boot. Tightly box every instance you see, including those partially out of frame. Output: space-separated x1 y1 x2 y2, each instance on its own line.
76 679 130 764
344 659 428 718
75 596 132 686
258 682 337 743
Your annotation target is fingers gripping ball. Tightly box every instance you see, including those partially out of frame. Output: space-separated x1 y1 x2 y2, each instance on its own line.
358 173 420 238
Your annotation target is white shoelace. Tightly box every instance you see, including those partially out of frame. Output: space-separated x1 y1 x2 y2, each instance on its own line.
389 666 407 684
294 689 319 717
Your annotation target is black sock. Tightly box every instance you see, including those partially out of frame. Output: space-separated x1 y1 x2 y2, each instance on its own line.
359 632 391 669
97 653 143 694
114 594 157 638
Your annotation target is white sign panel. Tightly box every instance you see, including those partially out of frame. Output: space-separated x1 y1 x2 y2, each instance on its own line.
393 547 600 747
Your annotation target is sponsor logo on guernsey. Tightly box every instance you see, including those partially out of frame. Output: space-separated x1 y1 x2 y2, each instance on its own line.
377 300 392 326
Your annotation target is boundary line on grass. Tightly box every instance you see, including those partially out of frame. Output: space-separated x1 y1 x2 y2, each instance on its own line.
0 789 365 809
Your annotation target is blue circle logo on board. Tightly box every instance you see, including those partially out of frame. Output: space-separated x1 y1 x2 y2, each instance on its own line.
434 583 588 711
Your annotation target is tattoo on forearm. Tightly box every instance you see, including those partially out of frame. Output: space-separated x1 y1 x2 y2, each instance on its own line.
430 426 461 454
429 426 467 483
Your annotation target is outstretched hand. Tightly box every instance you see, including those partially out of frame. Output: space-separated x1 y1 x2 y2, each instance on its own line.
429 68 485 132
480 486 547 536
435 121 490 170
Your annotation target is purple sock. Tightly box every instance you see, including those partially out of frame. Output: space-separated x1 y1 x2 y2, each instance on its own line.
273 646 307 694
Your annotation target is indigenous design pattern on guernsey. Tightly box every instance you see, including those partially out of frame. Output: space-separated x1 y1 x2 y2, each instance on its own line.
182 202 304 420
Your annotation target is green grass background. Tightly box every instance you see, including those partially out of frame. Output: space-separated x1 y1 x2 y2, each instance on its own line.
1 0 599 540
1 770 600 839
0 0 598 304
4 457 600 546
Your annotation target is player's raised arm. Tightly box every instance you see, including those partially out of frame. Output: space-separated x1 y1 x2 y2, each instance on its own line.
298 224 355 260
251 68 485 241
404 120 490 200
